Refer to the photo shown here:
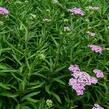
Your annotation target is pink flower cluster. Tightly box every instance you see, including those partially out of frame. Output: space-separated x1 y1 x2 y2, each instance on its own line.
68 7 84 16
93 69 104 78
67 5 104 108
0 7 9 15
92 104 104 109
68 64 80 73
88 44 103 54
68 65 97 95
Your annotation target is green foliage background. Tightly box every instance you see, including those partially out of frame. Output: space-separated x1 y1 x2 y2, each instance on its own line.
0 0 109 109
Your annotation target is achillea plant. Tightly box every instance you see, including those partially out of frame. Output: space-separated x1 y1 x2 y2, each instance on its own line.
68 65 97 95
0 0 108 108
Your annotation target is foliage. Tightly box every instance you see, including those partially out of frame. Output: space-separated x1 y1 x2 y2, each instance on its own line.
0 0 109 109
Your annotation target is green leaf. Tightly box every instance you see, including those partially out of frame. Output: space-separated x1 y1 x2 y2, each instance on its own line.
54 66 66 73
11 72 23 82
53 78 65 85
0 82 11 90
21 91 40 101
26 98 39 103
45 85 62 103
15 104 20 109
28 82 45 90
0 92 18 98
51 92 62 104
45 85 51 94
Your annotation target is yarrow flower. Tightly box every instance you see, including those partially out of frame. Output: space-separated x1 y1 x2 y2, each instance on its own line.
90 77 98 84
68 7 84 16
0 7 9 15
88 44 103 54
64 26 71 32
93 69 104 78
86 31 96 36
46 99 53 108
104 48 109 50
68 64 80 73
92 104 104 109
68 65 97 95
88 6 100 11
69 78 85 95
43 18 51 22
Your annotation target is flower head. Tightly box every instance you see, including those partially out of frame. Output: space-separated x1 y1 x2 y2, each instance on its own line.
68 64 80 73
69 65 98 96
90 77 98 84
69 78 85 95
92 104 104 109
88 6 99 11
88 44 103 53
68 7 84 16
0 7 9 15
43 18 51 22
86 31 96 36
93 69 104 78
64 26 71 32
46 99 53 108
104 48 109 50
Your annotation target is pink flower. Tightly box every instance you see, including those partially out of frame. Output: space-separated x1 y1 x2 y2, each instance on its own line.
86 31 96 36
69 78 77 86
68 65 98 96
93 69 104 78
71 81 85 91
68 64 80 73
90 77 98 84
92 104 104 109
76 89 84 95
0 7 9 15
88 44 103 53
69 78 85 95
75 71 92 86
68 7 84 16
